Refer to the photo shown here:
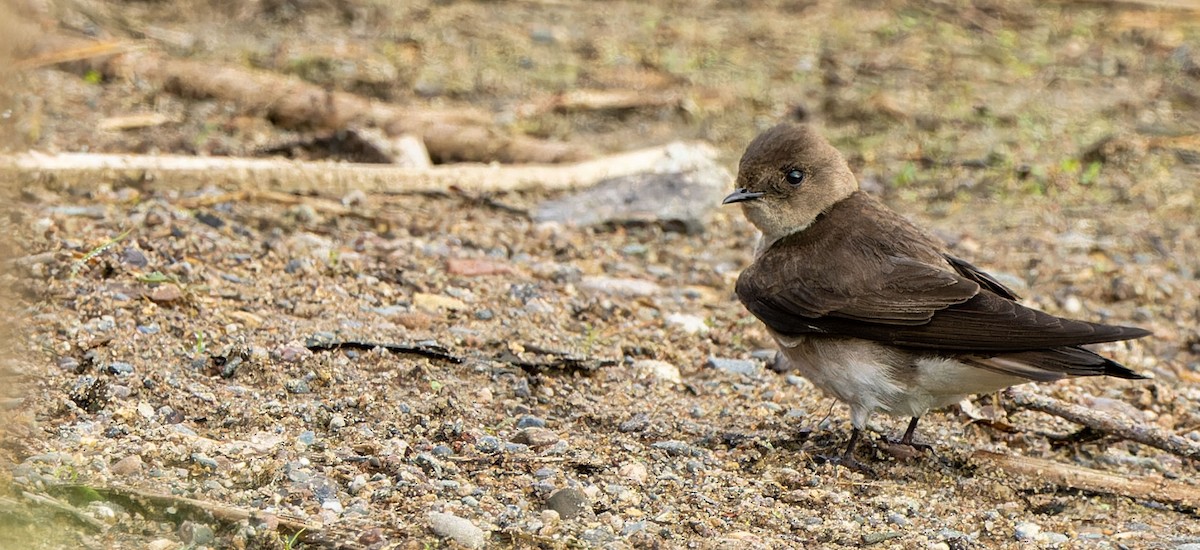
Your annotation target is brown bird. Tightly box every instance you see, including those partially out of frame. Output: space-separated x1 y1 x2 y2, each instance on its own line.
724 123 1150 469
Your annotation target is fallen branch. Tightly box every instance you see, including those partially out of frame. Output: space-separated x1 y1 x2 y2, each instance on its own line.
1007 387 1200 461
0 141 717 196
972 451 1199 508
22 33 591 164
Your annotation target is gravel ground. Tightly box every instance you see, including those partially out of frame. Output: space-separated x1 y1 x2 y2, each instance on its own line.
2 0 1199 548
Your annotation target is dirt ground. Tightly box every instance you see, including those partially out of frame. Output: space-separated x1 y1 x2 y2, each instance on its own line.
1 0 1200 548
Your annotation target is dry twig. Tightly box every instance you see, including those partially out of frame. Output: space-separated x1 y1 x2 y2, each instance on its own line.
19 491 108 531
0 142 716 196
56 484 319 540
1007 387 1200 462
973 451 1199 508
21 32 591 164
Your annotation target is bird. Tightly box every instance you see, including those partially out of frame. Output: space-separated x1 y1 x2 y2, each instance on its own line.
723 122 1150 470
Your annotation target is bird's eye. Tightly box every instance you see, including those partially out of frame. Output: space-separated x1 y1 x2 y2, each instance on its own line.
785 169 805 185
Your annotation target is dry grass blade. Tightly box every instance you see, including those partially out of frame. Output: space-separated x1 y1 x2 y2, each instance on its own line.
13 40 134 70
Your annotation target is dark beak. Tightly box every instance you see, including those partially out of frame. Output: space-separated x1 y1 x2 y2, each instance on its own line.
722 188 765 205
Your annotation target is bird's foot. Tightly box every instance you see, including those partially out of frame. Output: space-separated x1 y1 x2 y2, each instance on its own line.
878 438 935 461
818 452 876 476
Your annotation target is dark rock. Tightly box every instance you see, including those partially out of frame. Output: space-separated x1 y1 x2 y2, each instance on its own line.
545 488 591 520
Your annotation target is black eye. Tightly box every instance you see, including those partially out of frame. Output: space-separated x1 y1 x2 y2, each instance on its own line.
785 169 805 185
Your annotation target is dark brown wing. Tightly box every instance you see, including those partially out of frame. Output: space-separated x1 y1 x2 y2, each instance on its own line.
736 197 1150 352
943 253 1021 301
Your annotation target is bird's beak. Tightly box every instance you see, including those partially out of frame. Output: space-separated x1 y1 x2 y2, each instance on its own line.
722 188 765 205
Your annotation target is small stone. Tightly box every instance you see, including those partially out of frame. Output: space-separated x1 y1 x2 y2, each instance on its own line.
322 499 344 514
887 512 908 526
329 414 347 430
414 453 443 477
1015 522 1041 541
296 431 317 446
191 453 219 470
633 359 682 383
512 427 558 448
652 440 703 457
285 379 310 394
1062 295 1083 314
105 362 134 376
149 285 183 304
476 436 501 454
111 455 144 476
428 512 486 549
147 539 178 550
431 445 454 457
414 292 468 312
665 313 710 334
863 532 902 544
474 309 494 321
618 462 649 485
516 415 547 428
545 488 591 520
705 356 760 375
1042 532 1068 544
349 474 368 495
178 521 215 546
120 247 148 267
357 528 385 546
621 520 648 536
619 413 650 432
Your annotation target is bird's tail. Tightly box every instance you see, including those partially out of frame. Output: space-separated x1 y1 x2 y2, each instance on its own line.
967 346 1147 382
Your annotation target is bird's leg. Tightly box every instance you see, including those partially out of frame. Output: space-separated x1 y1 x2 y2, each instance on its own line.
881 417 936 460
900 417 921 446
819 427 874 474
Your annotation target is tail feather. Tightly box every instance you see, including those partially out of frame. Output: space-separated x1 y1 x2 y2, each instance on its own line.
966 346 1146 382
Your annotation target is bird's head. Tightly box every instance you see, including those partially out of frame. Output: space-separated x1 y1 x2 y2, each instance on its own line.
723 123 859 243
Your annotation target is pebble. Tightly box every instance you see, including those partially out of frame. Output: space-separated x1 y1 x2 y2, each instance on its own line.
621 520 648 536
1014 522 1041 541
297 431 317 446
886 512 908 526
428 512 487 549
665 313 709 334
705 356 759 375
178 521 215 546
103 362 132 376
329 414 347 430
414 453 444 477
146 539 178 550
476 436 501 454
414 292 468 312
516 415 547 429
545 488 591 520
512 427 558 448
633 359 682 383
191 453 219 470
651 440 703 457
149 284 183 304
111 455 144 476
618 462 649 485
431 444 454 457
349 474 367 495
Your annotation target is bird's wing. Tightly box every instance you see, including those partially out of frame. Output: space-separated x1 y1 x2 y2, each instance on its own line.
943 253 1021 300
736 238 1149 352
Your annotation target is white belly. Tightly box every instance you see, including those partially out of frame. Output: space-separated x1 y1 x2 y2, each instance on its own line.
773 333 1025 428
